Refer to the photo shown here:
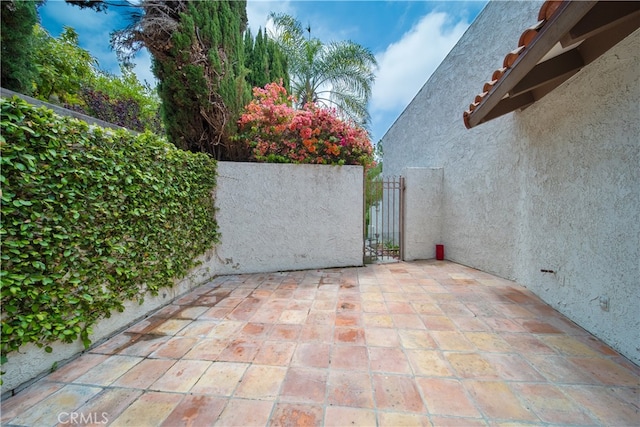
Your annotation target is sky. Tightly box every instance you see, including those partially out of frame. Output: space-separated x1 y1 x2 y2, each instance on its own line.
38 0 488 144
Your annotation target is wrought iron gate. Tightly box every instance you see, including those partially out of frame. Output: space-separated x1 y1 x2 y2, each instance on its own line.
364 176 404 263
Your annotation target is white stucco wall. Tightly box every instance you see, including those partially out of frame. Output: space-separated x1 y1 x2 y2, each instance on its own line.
382 0 639 363
207 162 364 274
402 167 443 261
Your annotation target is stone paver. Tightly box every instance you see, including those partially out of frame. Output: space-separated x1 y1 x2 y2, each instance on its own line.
2 261 639 426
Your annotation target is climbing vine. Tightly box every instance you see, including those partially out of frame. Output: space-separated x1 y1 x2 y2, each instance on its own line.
0 97 218 364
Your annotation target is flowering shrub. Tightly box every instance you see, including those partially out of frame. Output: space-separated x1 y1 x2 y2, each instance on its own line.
236 82 375 167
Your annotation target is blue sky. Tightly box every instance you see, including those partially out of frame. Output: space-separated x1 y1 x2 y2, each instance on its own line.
39 0 488 144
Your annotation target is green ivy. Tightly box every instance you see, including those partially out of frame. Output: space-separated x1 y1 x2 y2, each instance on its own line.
0 97 218 364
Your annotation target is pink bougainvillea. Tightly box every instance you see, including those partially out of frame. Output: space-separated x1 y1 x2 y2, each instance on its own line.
236 81 375 168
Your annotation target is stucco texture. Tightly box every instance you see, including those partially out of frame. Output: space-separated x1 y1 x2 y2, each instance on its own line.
209 162 364 275
382 0 639 363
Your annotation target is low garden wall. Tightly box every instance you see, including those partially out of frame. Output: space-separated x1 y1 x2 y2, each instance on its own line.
209 162 364 275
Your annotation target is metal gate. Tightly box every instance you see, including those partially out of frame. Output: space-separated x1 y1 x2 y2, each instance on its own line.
364 176 404 263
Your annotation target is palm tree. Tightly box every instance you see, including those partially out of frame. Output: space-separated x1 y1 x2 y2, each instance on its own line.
268 13 377 128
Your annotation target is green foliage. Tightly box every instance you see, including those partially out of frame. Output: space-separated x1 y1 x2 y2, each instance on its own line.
0 97 218 361
269 13 377 128
245 28 289 91
1 0 40 94
79 67 163 133
32 25 97 104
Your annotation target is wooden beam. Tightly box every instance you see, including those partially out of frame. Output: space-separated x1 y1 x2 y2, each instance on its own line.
563 1 640 45
466 1 597 129
481 92 535 124
510 48 585 97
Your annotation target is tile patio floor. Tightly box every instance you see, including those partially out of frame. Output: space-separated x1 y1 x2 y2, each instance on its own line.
2 260 639 426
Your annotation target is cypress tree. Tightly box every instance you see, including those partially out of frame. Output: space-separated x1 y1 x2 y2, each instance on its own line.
1 0 40 94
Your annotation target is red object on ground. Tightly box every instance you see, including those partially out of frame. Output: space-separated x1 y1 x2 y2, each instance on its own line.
436 244 444 260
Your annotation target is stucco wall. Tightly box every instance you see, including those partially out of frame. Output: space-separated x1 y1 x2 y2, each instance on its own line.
208 162 364 274
402 167 443 261
382 0 639 363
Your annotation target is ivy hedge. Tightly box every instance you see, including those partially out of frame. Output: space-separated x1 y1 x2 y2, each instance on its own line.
0 97 219 364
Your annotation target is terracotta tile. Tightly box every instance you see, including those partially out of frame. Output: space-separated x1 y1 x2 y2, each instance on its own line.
237 321 272 339
176 320 219 337
378 412 431 426
306 310 336 325
450 316 491 332
362 313 395 328
150 359 210 392
324 406 377 426
208 320 244 339
482 353 545 381
568 356 639 386
463 332 513 352
422 316 457 331
335 313 361 326
182 338 226 360
292 342 331 368
500 333 555 354
234 364 287 400
327 371 375 408
217 338 260 362
109 391 183 427
429 415 486 426
337 300 362 312
9 384 102 426
510 383 596 425
430 331 476 351
270 403 324 427
387 301 415 314
365 327 401 347
362 300 387 312
561 385 640 426
399 330 437 349
150 319 192 335
279 309 309 324
112 359 176 389
331 345 369 370
161 395 227 427
406 349 453 377
199 306 233 320
75 355 143 386
372 374 425 412
518 319 562 334
299 324 334 343
149 336 199 359
73 388 142 426
47 353 109 382
392 313 426 329
417 378 480 417
174 305 209 319
254 340 296 366
361 291 385 302
335 327 366 344
445 353 500 380
190 361 249 395
464 380 537 422
539 335 601 357
313 299 336 310
483 317 526 333
0 381 64 423
90 333 137 355
368 347 412 374
280 368 327 403
525 354 602 384
270 324 302 341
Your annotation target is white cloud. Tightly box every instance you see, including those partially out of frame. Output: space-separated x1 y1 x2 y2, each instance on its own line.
371 12 469 113
246 0 294 35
